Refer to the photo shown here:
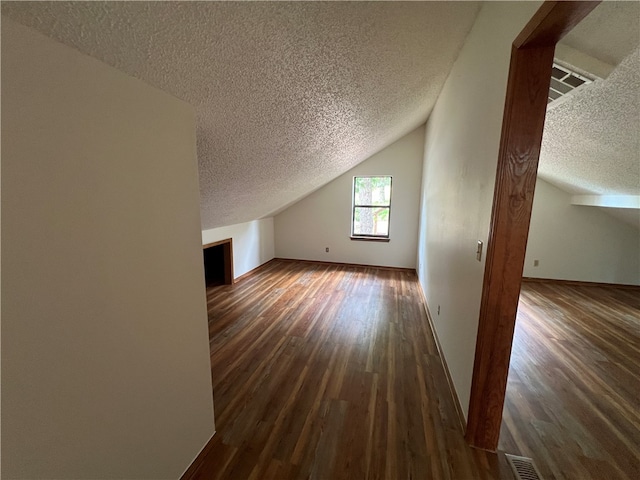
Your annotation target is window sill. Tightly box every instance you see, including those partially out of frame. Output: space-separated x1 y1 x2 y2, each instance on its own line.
350 236 390 243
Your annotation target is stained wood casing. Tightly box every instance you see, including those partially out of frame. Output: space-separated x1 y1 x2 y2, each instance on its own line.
466 0 600 451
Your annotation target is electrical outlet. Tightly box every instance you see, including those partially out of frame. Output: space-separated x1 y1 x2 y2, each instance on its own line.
325 247 329 253
534 259 539 267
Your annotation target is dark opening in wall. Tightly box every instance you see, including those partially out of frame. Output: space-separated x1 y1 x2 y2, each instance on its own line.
203 238 233 287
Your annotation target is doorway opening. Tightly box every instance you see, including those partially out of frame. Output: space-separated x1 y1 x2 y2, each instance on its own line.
203 238 234 287
466 1 599 452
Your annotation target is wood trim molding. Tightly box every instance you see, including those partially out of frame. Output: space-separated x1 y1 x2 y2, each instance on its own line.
274 257 416 274
465 0 600 452
417 287 466 435
203 238 234 285
233 258 414 285
349 236 391 243
514 1 599 48
203 238 232 249
466 41 555 453
180 432 216 480
522 277 640 291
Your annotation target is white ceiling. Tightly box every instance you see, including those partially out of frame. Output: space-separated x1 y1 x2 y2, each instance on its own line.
540 1 640 229
562 1 640 66
1 1 481 229
540 45 639 196
3 1 638 231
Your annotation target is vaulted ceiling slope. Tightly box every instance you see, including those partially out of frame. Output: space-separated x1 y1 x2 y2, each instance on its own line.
538 1 640 229
1 1 481 229
540 44 639 197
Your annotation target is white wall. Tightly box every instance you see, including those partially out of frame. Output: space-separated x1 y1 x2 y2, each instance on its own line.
417 2 541 418
202 218 275 279
2 20 215 479
524 179 640 285
275 125 425 269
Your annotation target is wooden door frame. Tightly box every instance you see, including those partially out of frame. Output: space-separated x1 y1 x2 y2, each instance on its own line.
203 238 234 286
465 1 599 451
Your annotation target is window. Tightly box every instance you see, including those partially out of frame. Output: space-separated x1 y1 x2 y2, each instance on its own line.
351 176 392 240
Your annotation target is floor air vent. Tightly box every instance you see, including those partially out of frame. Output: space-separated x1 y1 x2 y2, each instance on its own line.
506 454 544 480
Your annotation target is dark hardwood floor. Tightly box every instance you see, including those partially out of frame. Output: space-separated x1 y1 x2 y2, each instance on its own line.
189 259 513 479
500 280 640 480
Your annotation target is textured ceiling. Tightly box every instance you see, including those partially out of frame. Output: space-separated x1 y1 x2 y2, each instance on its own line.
539 1 640 230
1 1 481 229
561 1 640 66
539 45 640 196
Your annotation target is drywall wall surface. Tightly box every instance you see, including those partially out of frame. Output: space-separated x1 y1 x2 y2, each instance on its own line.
202 218 275 278
416 1 542 418
2 20 214 479
274 125 425 268
0 1 482 230
523 179 640 285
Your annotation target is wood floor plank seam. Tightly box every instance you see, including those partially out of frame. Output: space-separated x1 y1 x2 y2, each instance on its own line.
196 259 515 479
191 262 639 480
500 281 640 480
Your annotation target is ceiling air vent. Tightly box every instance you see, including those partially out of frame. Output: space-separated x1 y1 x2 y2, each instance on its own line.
548 62 594 105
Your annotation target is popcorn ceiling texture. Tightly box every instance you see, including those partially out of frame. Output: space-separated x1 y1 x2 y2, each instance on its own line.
561 1 640 67
542 1 639 230
1 1 481 229
539 45 640 197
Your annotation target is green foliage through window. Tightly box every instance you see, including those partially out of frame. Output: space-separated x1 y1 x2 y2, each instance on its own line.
352 176 392 238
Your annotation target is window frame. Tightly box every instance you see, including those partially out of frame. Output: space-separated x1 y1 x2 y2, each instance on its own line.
350 175 392 242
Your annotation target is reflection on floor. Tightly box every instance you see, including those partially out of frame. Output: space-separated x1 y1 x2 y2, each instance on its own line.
191 259 514 479
500 280 640 480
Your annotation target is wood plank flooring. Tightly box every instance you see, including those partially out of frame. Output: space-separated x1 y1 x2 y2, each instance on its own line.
190 259 513 479
500 280 640 480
